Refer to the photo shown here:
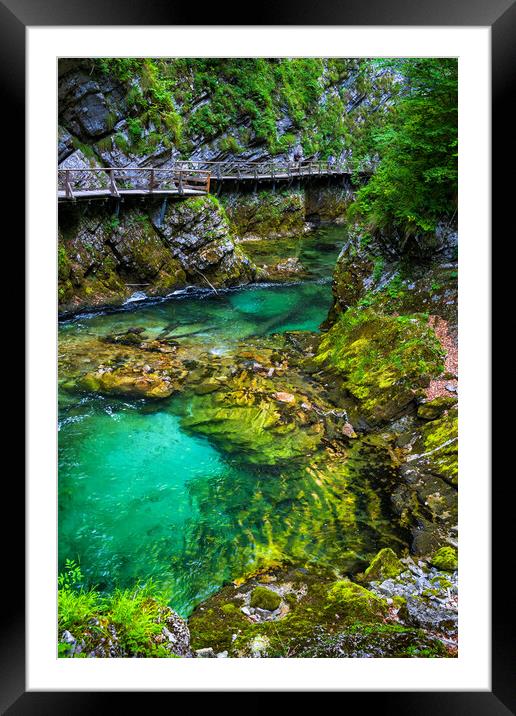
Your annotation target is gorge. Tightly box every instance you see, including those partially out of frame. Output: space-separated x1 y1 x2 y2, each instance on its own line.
57 57 458 659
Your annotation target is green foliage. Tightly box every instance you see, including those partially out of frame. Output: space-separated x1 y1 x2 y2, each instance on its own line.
105 214 120 231
57 244 71 281
96 59 183 152
218 136 243 154
92 57 398 160
351 58 458 237
57 560 179 657
372 256 385 282
126 117 144 142
58 560 102 632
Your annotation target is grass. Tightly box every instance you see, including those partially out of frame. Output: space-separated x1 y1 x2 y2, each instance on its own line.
58 560 181 658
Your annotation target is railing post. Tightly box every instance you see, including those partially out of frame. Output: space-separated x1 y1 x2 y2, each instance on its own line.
64 170 74 199
178 171 184 195
149 169 155 193
109 169 120 197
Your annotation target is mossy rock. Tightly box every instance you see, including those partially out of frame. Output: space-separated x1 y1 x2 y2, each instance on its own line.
187 566 452 658
232 578 390 657
329 239 375 315
315 307 445 424
189 600 250 653
416 409 458 486
430 546 458 572
363 548 404 583
325 579 389 622
249 587 281 611
296 622 450 658
223 189 305 238
417 396 457 421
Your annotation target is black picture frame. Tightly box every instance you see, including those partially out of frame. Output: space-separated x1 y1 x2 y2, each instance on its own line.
6 0 509 711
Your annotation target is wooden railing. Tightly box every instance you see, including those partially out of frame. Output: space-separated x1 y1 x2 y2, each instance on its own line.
57 160 368 200
173 158 355 179
58 167 211 200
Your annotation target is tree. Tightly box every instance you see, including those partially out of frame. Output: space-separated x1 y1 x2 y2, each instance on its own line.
351 58 458 238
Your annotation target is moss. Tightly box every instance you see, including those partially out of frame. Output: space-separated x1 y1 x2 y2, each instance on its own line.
315 307 445 423
363 548 404 582
297 622 449 658
249 587 281 611
417 396 457 421
189 597 250 653
187 565 454 658
418 410 458 485
223 189 305 239
58 244 71 281
326 579 389 622
430 546 458 572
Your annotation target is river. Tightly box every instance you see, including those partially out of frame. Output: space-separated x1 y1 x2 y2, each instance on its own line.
58 226 405 616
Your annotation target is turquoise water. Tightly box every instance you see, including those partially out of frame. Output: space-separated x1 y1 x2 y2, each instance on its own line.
58 227 405 616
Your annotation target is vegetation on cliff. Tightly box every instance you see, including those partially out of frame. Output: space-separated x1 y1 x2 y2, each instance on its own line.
83 58 399 163
315 307 445 423
350 59 458 239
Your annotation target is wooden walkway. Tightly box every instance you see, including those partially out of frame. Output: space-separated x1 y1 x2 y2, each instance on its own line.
58 160 360 202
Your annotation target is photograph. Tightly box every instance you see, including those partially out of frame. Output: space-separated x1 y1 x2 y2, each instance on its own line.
56 56 460 660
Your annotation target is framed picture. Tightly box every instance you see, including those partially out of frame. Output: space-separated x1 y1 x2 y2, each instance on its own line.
7 0 507 709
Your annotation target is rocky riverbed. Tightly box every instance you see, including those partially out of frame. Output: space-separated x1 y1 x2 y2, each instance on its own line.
58 214 458 658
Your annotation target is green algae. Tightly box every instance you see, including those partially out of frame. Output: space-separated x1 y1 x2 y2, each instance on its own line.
181 372 325 466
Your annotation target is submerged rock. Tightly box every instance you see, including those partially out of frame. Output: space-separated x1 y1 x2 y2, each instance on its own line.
182 372 325 465
77 368 178 399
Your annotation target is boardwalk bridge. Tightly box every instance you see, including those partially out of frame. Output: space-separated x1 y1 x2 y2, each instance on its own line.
58 159 365 202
